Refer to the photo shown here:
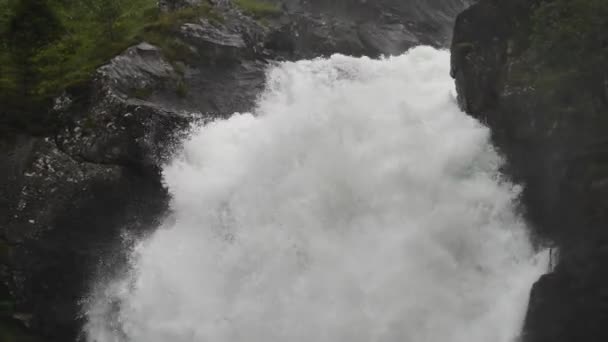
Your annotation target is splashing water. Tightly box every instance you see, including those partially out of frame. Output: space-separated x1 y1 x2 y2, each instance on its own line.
85 46 547 342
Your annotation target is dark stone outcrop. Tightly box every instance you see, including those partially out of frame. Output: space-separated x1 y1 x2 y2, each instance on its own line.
451 1 608 341
0 42 191 341
1 0 473 341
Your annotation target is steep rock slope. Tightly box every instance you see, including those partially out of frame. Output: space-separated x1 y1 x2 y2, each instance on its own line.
451 1 608 341
0 0 472 341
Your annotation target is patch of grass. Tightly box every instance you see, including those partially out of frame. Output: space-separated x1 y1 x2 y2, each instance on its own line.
234 0 280 18
31 0 209 98
0 0 222 132
28 0 157 98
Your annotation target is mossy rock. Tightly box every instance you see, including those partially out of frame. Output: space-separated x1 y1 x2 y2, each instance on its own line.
129 87 154 100
0 0 225 132
234 0 280 18
176 79 188 98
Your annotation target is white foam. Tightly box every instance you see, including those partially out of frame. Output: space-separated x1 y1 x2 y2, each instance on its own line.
85 46 547 342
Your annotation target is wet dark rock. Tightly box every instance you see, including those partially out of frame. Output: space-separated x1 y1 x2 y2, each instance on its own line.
98 43 178 96
0 42 191 342
358 23 420 57
55 43 194 170
0 135 166 340
451 1 608 341
181 21 247 50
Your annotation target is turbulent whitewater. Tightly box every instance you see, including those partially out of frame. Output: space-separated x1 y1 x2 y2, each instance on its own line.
85 46 547 342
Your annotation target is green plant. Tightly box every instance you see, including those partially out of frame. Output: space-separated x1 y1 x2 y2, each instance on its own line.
31 0 158 98
0 0 222 133
234 0 280 18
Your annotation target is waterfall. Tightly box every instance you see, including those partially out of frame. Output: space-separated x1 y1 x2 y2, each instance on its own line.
84 46 547 342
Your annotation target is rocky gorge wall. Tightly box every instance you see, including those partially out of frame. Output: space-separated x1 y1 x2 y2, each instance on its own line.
451 0 608 341
0 0 472 341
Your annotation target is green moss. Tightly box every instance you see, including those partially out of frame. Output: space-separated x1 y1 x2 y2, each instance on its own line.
0 1 14 92
527 0 608 102
130 87 154 100
31 0 158 99
234 0 280 18
531 0 608 76
0 0 222 131
176 80 188 98
173 62 186 76
259 17 272 27
142 3 218 33
142 32 197 64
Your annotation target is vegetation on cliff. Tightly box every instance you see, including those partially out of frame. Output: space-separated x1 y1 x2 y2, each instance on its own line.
531 0 608 97
234 0 279 18
453 2 608 339
0 0 219 133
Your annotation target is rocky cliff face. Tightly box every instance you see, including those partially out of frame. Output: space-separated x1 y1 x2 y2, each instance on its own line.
452 1 608 341
0 0 472 341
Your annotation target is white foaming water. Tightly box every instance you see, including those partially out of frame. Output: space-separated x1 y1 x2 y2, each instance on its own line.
85 46 547 342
